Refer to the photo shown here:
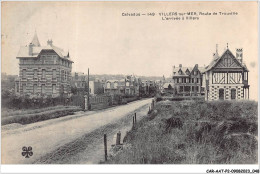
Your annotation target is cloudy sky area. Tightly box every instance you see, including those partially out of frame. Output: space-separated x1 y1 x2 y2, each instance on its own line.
2 2 258 100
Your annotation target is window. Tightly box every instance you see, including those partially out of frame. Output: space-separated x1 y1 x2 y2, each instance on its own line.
186 78 189 83
33 84 37 94
52 69 56 79
177 78 179 83
22 69 26 78
52 84 56 93
197 78 199 83
192 86 194 91
219 89 224 100
231 89 236 100
183 78 186 83
126 82 130 86
179 78 182 83
191 78 194 83
65 71 67 81
194 71 197 75
184 86 190 92
180 86 184 92
195 86 199 92
60 85 64 94
33 69 37 79
42 69 46 78
61 70 65 81
22 84 26 93
41 84 45 94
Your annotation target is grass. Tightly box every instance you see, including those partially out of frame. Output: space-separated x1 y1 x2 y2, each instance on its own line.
1 106 82 125
105 100 258 164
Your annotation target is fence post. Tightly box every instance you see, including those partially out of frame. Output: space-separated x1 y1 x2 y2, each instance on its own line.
116 131 121 145
104 134 107 161
132 116 135 129
134 113 137 125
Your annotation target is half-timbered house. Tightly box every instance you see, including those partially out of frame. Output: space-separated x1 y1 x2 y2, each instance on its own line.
202 45 249 101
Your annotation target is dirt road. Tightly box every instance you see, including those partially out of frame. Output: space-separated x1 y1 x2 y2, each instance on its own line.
1 98 152 164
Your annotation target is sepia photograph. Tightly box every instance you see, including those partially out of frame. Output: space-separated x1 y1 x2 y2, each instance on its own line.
1 1 259 173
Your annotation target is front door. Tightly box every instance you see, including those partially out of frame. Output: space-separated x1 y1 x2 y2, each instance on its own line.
231 89 236 100
219 89 224 100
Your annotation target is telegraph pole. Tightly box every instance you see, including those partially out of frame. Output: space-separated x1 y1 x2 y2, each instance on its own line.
88 68 90 110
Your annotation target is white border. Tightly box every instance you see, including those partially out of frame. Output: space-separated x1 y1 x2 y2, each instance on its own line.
1 164 260 173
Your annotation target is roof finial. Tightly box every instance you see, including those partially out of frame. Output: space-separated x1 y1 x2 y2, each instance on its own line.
216 44 218 54
31 30 41 47
227 43 229 49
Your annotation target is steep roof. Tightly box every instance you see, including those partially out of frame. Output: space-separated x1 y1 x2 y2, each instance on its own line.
173 66 204 77
17 44 73 62
203 48 248 73
16 33 73 62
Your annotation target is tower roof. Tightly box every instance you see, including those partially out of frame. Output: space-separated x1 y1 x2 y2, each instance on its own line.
31 31 41 47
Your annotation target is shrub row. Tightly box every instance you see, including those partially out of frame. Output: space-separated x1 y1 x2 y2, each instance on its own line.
2 107 82 125
2 94 74 110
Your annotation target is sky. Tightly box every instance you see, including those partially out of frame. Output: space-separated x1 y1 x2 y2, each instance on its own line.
1 2 258 100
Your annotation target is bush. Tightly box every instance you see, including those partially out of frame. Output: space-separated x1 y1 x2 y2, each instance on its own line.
2 107 81 125
1 94 69 110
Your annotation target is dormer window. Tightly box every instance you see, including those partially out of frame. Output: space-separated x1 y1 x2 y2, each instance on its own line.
178 70 182 75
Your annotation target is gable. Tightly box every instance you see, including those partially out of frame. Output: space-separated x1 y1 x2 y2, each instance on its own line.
185 69 190 75
178 69 183 75
214 50 242 69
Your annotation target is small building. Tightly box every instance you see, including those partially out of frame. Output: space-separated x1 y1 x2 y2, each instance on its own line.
104 75 140 96
15 32 73 97
172 64 204 96
71 72 104 95
202 44 249 100
162 82 175 94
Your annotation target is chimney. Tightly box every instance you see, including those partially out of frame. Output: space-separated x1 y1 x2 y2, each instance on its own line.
179 64 182 68
236 48 243 63
29 43 33 56
47 39 53 46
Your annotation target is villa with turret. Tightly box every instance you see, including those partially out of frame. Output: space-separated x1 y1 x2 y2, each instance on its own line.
15 32 73 97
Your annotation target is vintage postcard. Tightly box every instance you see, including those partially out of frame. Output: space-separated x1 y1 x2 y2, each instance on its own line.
1 1 259 173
